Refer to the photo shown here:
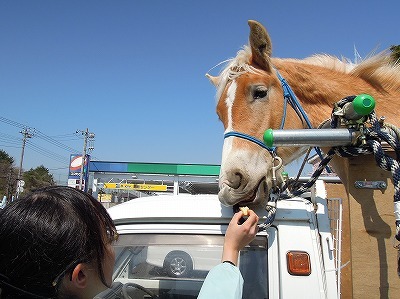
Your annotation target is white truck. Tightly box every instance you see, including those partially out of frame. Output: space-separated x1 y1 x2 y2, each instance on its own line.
97 181 341 299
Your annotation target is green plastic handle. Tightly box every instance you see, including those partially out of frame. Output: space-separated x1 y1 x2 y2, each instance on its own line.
353 94 375 116
263 128 274 148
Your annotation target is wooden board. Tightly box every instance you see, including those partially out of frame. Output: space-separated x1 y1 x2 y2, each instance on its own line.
326 153 400 298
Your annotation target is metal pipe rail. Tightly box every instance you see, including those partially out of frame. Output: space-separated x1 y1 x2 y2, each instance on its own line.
263 128 359 147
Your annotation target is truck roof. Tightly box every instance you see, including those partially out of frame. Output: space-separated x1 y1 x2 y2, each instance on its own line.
107 194 315 225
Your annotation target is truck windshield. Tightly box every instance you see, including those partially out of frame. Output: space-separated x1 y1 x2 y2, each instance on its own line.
112 234 269 299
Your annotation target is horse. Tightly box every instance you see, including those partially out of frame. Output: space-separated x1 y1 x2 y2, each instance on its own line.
207 20 400 208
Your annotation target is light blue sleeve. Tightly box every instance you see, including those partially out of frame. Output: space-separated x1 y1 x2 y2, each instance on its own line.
197 263 243 299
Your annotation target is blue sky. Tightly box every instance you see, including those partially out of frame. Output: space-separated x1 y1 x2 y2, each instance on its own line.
0 0 399 184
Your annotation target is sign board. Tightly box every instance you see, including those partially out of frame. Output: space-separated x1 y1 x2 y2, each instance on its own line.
103 183 167 192
68 154 89 178
98 193 112 202
68 154 90 191
68 179 85 191
17 180 25 188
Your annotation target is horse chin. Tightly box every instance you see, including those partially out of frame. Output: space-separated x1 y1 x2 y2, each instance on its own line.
218 179 269 208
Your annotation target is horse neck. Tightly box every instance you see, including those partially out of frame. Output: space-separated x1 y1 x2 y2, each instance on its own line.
271 58 400 175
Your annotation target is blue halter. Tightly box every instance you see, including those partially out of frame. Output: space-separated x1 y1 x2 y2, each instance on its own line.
224 131 276 152
223 69 314 154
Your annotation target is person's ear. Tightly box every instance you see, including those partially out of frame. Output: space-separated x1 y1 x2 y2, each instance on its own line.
70 263 89 289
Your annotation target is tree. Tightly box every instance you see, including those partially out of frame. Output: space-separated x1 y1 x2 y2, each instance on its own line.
0 149 16 199
22 165 55 194
0 150 14 165
390 45 400 62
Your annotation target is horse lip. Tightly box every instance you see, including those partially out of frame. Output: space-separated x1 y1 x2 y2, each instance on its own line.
237 178 266 206
218 177 267 207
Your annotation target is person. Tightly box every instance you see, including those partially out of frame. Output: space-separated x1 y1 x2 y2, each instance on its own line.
0 186 118 299
197 209 259 299
0 186 259 299
0 196 6 209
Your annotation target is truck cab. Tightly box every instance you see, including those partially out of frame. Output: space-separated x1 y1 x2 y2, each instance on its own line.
99 184 340 299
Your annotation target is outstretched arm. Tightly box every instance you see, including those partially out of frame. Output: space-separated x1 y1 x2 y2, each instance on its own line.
197 210 259 299
222 209 259 265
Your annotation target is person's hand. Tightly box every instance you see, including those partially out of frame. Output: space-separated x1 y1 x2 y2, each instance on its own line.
222 210 259 265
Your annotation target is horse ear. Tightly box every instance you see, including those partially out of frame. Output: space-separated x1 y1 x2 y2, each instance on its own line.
248 20 272 72
205 73 220 86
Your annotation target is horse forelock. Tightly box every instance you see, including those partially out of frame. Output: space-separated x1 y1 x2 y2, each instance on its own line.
215 46 258 102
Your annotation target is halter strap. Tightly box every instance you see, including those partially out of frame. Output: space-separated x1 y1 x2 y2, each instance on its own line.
275 70 314 129
224 131 276 153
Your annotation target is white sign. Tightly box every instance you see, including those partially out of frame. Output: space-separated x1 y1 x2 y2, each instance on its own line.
17 180 25 187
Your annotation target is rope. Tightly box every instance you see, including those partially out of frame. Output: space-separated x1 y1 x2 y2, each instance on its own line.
283 96 400 241
289 148 336 197
275 69 332 173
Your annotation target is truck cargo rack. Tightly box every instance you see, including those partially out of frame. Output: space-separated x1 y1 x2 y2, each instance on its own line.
327 197 343 298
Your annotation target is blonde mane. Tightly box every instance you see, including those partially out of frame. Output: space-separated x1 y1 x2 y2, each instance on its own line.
215 45 400 99
304 52 400 91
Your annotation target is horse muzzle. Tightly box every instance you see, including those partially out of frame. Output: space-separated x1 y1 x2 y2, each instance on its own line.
218 177 270 207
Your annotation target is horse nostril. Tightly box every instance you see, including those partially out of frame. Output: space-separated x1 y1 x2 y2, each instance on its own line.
230 171 243 189
220 169 248 190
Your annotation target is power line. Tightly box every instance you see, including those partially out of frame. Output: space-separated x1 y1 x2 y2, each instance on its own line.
0 115 81 154
0 132 69 166
49 137 82 142
49 133 81 138
48 166 69 171
35 130 81 153
0 139 20 146
0 132 21 140
0 116 101 178
0 116 27 130
48 133 82 142
0 145 21 150
26 140 69 164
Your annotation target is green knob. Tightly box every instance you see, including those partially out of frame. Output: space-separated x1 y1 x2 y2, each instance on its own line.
263 128 274 147
353 94 375 116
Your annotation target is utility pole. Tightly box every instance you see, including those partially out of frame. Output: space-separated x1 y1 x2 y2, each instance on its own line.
76 128 95 191
16 127 33 198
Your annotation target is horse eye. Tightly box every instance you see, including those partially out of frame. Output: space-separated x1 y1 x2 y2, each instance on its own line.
252 87 268 100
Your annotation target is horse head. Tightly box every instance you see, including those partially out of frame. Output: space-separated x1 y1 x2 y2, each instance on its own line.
207 20 305 207
208 20 400 208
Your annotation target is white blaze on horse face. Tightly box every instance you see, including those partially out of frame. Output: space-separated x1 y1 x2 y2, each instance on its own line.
225 80 236 132
218 79 271 206
220 80 236 167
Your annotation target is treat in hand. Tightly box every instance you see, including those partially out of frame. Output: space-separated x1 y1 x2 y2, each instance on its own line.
239 206 249 216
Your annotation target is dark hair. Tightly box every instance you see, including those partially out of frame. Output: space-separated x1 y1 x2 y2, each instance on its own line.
0 186 117 299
